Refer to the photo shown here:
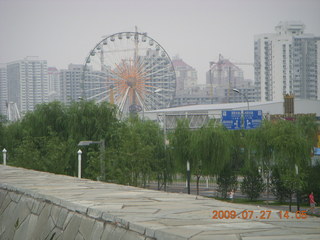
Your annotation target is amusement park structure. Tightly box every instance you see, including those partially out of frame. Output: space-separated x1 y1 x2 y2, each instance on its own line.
82 27 176 115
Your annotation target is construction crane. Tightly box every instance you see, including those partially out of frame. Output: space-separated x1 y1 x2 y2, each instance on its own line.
208 55 253 102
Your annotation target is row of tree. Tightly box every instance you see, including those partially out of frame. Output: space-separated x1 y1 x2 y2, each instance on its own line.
0 101 319 206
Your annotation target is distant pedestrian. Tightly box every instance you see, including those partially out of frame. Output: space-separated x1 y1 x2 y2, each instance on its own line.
308 192 316 213
229 190 235 202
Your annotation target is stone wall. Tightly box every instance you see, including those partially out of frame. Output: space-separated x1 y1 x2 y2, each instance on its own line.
0 185 153 240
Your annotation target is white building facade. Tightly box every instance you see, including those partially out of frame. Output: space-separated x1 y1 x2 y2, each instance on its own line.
59 64 83 104
254 21 320 102
172 56 197 93
48 67 61 102
7 57 49 114
206 55 255 103
0 65 7 117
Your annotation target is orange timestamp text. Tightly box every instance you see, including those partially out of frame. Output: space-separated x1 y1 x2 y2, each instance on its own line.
211 210 308 220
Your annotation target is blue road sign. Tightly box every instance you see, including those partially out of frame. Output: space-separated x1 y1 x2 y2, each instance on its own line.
221 110 242 130
244 110 263 129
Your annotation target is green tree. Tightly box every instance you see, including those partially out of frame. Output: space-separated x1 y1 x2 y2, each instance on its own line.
198 120 231 176
106 117 164 187
270 166 291 202
171 119 193 173
241 168 265 201
217 164 238 199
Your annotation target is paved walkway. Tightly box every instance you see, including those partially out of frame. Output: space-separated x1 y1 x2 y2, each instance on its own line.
1 165 320 240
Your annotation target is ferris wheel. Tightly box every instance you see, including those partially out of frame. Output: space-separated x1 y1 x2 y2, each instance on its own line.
82 30 176 114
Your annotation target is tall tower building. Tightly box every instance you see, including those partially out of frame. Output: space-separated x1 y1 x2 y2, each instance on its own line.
7 57 49 114
48 67 61 102
206 55 255 103
254 21 320 102
172 56 197 93
59 64 83 104
0 65 8 117
206 54 244 88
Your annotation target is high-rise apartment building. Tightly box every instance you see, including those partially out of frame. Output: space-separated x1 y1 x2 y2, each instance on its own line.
7 57 49 114
206 55 255 103
48 67 60 102
206 54 244 88
254 21 320 101
0 65 7 117
59 64 83 104
172 56 197 93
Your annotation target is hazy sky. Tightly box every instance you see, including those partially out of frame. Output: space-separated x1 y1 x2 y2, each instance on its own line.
1 0 320 83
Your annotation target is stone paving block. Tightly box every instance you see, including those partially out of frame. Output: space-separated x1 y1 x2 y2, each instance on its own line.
40 216 56 240
0 189 7 206
87 207 103 219
31 203 53 238
56 207 69 229
61 213 82 239
154 229 187 240
106 225 128 240
242 235 320 240
62 199 88 214
50 205 61 226
13 215 31 240
129 222 146 235
89 220 104 240
145 228 156 239
191 233 239 240
101 223 117 239
45 195 62 206
9 191 22 203
0 202 19 240
116 216 129 229
24 214 38 240
24 195 34 211
119 230 146 240
0 201 17 234
0 191 11 216
62 212 74 230
102 212 116 223
45 227 63 240
79 216 95 240
32 200 46 215
75 232 85 240
13 196 31 225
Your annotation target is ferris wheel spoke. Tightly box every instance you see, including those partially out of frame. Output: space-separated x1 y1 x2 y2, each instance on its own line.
84 86 108 93
143 65 172 78
87 89 109 100
84 71 108 79
145 92 163 109
119 87 130 112
135 92 145 110
141 57 167 72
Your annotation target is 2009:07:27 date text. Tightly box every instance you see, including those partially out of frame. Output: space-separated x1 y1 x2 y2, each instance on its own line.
211 210 308 220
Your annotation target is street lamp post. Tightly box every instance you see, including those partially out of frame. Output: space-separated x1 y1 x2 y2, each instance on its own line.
2 148 7 166
187 161 191 194
78 140 106 181
77 149 82 179
233 88 249 110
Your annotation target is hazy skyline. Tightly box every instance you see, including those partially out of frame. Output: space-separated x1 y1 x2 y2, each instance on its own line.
1 0 320 83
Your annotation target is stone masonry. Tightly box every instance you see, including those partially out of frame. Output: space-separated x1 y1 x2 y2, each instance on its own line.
1 165 320 240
